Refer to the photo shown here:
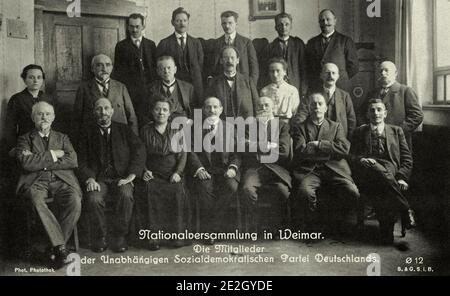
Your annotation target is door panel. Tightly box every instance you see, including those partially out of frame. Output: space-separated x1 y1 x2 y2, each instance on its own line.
43 13 126 133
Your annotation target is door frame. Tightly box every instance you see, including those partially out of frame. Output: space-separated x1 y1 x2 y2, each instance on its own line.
34 0 146 71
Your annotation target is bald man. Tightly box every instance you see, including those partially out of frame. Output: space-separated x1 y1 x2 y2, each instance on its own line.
359 61 423 149
16 101 81 268
72 54 138 146
292 63 356 139
306 9 359 93
240 97 291 237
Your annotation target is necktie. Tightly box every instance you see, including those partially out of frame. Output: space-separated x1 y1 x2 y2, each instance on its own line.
163 82 176 97
134 39 141 48
179 36 185 50
225 75 235 82
42 136 49 150
380 87 389 98
226 36 232 45
98 80 109 97
100 127 109 144
280 39 288 59
322 36 330 52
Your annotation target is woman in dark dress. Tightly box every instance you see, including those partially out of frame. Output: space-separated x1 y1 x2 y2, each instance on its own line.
140 96 189 250
5 64 54 155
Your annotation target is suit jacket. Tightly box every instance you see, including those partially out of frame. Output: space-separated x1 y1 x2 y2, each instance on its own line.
156 34 204 100
211 33 259 85
350 124 413 181
146 79 195 122
306 31 359 92
291 118 352 180
206 72 258 118
292 87 356 139
77 121 146 183
263 36 307 95
112 37 157 91
5 89 55 151
72 78 139 144
188 120 241 181
241 119 292 187
15 129 81 195
361 82 424 146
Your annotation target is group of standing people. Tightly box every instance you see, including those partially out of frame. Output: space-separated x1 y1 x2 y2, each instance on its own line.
4 7 424 269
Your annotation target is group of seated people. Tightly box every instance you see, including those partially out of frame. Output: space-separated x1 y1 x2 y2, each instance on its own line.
3 8 424 269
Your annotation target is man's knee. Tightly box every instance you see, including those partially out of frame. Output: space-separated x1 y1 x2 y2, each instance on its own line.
85 191 105 208
273 183 290 199
296 181 316 201
117 184 134 203
241 182 258 203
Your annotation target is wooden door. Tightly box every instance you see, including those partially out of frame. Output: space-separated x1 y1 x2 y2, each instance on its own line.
43 13 126 133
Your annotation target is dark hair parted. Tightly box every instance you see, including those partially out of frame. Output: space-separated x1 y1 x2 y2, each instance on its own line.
319 9 336 18
128 13 145 25
172 7 190 21
275 12 293 24
21 64 45 80
367 98 390 111
221 10 239 20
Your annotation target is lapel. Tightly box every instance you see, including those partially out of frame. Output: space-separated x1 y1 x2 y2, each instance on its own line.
215 35 227 65
89 79 102 100
108 79 118 102
30 130 46 153
322 31 338 60
305 120 316 142
47 130 57 150
93 126 105 165
217 75 227 108
271 38 283 57
234 73 244 115
317 118 330 140
384 124 395 160
176 79 190 110
364 125 372 154
333 88 342 119
186 35 194 60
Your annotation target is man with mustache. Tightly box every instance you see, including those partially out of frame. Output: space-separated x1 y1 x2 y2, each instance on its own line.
359 61 423 150
305 9 359 93
240 97 291 237
292 63 356 139
73 54 138 146
156 7 204 102
16 101 81 268
351 99 415 244
206 46 258 119
189 97 240 244
112 13 157 126
209 10 259 86
77 98 146 253
145 55 196 124
291 93 360 236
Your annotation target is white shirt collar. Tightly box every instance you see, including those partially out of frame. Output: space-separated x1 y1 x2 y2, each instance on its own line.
38 131 50 138
370 123 385 134
131 36 143 43
175 32 187 39
323 85 336 97
279 36 289 42
322 30 335 39
98 125 111 135
163 79 177 87
225 31 237 41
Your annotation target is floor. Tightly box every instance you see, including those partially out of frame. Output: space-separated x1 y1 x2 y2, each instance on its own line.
1 219 448 276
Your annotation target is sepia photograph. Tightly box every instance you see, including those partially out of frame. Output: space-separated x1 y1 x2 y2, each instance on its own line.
0 0 449 283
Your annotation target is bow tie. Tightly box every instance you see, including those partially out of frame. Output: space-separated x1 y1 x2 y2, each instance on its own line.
225 75 236 82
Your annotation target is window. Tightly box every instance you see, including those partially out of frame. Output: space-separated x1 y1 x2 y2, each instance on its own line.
433 0 450 104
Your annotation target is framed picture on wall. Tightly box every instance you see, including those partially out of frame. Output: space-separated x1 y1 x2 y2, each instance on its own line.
249 0 285 20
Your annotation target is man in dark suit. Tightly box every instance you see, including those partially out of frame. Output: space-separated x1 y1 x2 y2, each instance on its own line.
112 13 157 122
145 56 195 124
291 93 359 234
156 7 204 101
263 12 307 96
73 54 138 145
306 9 359 93
240 97 291 236
351 99 415 244
292 63 356 139
207 46 258 119
78 98 146 253
189 97 240 244
16 101 81 268
209 11 259 85
359 61 424 150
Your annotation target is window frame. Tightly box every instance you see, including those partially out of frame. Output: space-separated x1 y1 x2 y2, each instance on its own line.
433 0 450 105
